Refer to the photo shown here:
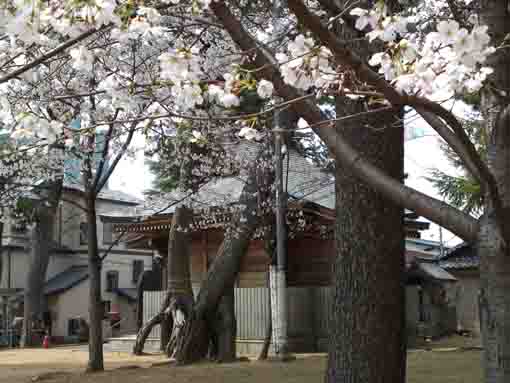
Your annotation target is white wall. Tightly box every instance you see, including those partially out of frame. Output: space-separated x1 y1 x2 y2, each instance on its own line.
51 279 90 337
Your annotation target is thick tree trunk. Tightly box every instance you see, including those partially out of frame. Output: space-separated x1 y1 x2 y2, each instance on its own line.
213 286 236 362
21 211 54 347
174 149 268 364
478 2 510 382
326 95 405 383
21 177 62 347
133 206 192 356
325 2 406 381
86 194 104 372
165 206 194 357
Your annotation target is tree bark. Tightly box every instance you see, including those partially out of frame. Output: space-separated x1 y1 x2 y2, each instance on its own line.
212 286 236 362
324 4 406 379
86 193 104 372
478 3 510 381
133 206 193 356
165 206 194 357
174 149 269 364
21 211 55 347
21 176 63 347
210 0 479 243
326 93 405 383
133 291 172 355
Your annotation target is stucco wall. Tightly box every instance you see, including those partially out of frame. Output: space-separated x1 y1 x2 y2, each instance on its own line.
50 279 90 337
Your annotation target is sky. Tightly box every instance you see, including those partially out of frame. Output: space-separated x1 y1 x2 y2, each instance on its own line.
109 107 467 249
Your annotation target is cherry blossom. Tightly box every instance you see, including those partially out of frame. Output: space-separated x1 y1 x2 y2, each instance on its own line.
257 79 274 99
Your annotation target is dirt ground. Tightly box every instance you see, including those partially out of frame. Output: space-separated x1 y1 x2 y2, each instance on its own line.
0 339 482 383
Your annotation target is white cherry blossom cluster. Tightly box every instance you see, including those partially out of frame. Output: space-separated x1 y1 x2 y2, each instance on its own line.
276 34 336 91
350 5 495 97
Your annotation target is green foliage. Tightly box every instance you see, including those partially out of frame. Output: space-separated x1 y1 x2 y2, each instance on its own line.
145 136 181 194
427 118 485 216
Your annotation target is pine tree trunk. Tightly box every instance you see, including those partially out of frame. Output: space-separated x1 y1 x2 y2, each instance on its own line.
86 194 104 372
478 2 510 382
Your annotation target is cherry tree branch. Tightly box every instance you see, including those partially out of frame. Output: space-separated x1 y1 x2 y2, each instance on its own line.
94 120 137 195
210 0 479 242
0 26 109 84
287 0 499 205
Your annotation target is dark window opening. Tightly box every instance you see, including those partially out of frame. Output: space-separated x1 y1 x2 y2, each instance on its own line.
80 222 88 245
106 271 119 292
68 318 80 336
132 260 144 283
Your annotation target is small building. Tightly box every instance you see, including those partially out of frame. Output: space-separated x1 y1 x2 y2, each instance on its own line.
108 142 459 352
437 242 480 336
0 185 152 345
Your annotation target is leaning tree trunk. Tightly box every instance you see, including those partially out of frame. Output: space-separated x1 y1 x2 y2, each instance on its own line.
174 148 270 364
86 193 104 372
133 206 193 356
165 206 194 357
478 2 510 381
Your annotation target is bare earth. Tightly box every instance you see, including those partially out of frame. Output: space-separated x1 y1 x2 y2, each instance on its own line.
0 341 482 383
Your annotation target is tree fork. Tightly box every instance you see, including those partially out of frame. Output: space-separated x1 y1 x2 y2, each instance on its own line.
173 149 270 364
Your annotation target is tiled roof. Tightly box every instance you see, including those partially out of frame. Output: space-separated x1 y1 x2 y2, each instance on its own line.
113 287 137 302
64 182 143 205
438 242 479 270
12 265 89 301
44 265 89 295
142 141 334 215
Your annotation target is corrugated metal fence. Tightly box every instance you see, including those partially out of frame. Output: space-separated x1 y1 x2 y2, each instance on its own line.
143 287 332 341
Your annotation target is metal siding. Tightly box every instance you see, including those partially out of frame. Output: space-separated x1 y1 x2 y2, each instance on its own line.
144 287 332 341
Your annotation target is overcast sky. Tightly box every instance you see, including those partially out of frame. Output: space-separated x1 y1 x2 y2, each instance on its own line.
109 108 467 248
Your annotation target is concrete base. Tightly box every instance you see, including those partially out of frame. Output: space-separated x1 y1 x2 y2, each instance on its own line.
108 336 161 353
108 335 329 356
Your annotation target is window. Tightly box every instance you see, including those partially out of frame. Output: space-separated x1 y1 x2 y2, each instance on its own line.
132 260 144 283
80 222 88 245
103 301 111 319
103 222 113 245
106 271 119 292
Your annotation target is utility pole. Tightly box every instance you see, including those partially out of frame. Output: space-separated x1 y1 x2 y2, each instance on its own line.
271 113 290 359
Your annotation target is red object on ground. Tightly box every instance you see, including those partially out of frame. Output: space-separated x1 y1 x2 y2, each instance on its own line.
42 335 50 349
